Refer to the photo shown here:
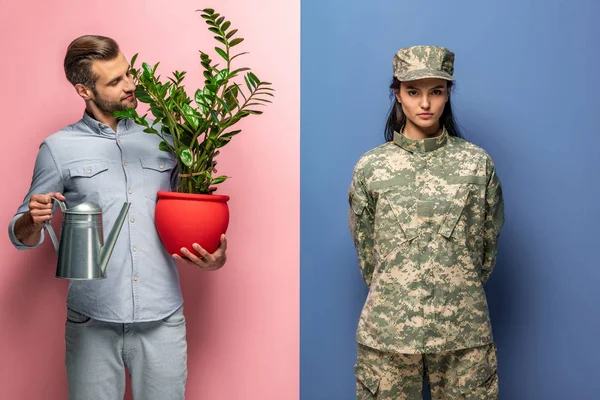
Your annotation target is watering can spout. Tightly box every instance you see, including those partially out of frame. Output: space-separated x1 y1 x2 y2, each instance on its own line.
99 202 131 275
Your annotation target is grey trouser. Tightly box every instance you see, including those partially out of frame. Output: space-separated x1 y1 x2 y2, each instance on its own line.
65 306 187 400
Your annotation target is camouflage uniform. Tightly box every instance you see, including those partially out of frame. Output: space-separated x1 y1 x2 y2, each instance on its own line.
349 46 504 399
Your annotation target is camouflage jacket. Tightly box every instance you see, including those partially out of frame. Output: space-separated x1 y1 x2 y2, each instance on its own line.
348 129 504 354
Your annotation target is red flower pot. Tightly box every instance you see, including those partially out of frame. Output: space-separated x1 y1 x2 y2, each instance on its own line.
155 191 230 256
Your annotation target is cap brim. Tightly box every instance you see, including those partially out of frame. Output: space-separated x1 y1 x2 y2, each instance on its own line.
394 69 455 82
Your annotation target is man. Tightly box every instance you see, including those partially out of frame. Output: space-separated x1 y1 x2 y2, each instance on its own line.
8 35 227 400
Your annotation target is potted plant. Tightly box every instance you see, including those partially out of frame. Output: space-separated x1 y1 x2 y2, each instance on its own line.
114 8 273 255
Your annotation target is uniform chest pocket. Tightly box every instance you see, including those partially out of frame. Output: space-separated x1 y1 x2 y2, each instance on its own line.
68 160 115 203
373 190 419 260
439 176 486 242
140 157 177 201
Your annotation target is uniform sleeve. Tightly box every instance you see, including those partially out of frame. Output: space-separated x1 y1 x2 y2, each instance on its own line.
480 160 504 284
348 165 376 286
8 142 64 250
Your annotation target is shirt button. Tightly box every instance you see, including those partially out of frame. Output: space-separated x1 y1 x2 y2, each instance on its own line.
128 189 132 194
130 217 135 223
132 247 137 252
159 164 164 169
117 138 121 142
133 276 138 281
123 161 128 167
87 169 92 174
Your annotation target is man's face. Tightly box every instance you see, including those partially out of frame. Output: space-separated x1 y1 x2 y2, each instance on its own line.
89 52 137 113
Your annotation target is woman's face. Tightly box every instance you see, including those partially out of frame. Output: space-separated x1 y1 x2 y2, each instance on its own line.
396 78 449 133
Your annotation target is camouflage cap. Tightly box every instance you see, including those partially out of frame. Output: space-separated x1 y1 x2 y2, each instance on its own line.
393 45 455 82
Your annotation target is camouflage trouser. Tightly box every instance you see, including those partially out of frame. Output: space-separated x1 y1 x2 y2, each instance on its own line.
355 343 498 400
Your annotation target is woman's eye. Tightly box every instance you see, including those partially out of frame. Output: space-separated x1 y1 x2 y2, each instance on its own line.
408 90 418 96
432 90 442 95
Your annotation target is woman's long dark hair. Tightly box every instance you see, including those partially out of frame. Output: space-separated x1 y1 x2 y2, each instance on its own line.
384 78 462 142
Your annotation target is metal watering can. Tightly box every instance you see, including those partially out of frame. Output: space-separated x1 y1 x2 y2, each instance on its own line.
44 197 131 280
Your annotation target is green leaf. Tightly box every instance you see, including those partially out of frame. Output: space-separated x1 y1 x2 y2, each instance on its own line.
247 110 264 115
216 16 224 24
220 130 241 140
113 109 136 120
159 141 171 152
134 88 153 104
152 62 160 74
223 87 240 110
248 72 260 85
226 29 238 39
244 75 253 92
206 84 218 94
143 128 158 134
208 27 220 34
210 110 219 124
214 36 227 45
215 69 229 83
203 8 215 14
215 47 228 61
230 52 249 61
178 148 194 167
182 103 200 130
211 176 228 185
222 21 231 31
130 53 138 68
195 89 209 106
216 97 232 114
142 62 153 76
150 106 164 119
230 38 244 47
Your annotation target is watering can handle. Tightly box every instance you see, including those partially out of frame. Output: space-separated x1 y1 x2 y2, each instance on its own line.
44 196 65 255
44 222 60 255
49 196 67 213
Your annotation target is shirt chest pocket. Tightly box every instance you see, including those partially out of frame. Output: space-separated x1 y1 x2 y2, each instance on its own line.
68 160 115 203
140 157 177 201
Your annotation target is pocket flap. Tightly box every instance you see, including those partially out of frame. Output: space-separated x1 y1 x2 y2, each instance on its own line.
69 160 109 178
349 192 366 215
354 362 380 395
140 157 176 172
456 344 498 394
439 185 471 238
384 196 418 241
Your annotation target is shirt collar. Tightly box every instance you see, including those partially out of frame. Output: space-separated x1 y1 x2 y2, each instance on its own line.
82 110 130 136
393 128 448 153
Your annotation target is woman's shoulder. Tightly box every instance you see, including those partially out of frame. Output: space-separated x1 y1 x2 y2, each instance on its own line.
353 142 398 170
447 136 495 163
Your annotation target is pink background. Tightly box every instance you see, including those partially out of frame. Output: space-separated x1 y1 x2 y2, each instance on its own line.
0 1 299 399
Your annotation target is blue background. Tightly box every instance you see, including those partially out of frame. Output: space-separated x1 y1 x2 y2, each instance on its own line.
300 0 600 399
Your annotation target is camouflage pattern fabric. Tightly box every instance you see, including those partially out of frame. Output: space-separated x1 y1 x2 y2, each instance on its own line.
355 343 498 399
348 129 504 354
393 46 455 82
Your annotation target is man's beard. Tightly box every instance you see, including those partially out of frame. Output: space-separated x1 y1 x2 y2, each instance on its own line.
92 90 138 114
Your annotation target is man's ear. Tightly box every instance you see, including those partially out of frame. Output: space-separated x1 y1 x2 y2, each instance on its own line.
75 83 93 101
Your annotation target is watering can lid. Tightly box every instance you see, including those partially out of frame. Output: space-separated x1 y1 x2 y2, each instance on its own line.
64 202 102 214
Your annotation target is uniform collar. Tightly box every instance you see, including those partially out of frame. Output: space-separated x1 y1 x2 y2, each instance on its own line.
393 128 448 153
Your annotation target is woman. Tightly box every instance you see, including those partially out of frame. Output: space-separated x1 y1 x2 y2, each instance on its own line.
348 45 504 399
